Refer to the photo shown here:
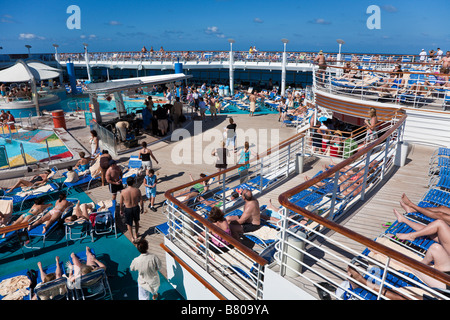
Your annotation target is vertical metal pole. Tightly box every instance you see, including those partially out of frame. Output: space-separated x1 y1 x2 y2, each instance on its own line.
382 136 391 179
329 171 340 220
286 144 291 178
222 171 226 213
46 139 51 163
281 43 287 97
279 207 289 277
360 150 372 201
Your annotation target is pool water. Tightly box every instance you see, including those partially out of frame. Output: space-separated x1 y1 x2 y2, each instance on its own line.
59 97 277 115
0 129 72 168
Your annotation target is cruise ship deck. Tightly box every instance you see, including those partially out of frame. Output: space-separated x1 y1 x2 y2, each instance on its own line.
1 48 450 301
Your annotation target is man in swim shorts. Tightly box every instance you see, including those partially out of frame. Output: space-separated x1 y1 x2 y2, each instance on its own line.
226 189 261 239
120 177 144 244
106 160 123 201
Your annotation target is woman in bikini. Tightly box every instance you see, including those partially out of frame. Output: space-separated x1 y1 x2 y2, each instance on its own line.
10 198 52 226
28 193 72 234
74 151 90 173
4 170 51 194
197 206 232 253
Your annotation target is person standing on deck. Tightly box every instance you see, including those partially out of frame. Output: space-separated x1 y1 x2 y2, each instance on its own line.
130 238 161 300
314 50 327 84
106 160 123 201
120 177 144 244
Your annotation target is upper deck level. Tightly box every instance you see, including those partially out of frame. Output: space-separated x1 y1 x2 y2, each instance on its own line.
0 50 443 73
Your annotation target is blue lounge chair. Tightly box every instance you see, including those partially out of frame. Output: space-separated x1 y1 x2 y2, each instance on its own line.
122 155 142 185
92 200 117 239
33 259 69 300
64 219 93 244
68 249 113 300
6 183 60 211
63 173 100 193
384 222 435 255
24 199 79 250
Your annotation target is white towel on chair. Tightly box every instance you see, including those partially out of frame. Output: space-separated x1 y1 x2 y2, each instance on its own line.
245 225 278 240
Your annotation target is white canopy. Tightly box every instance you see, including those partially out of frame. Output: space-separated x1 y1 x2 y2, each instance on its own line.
0 60 62 83
85 73 192 93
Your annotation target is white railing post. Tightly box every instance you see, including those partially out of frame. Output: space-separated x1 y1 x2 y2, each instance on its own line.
360 149 372 201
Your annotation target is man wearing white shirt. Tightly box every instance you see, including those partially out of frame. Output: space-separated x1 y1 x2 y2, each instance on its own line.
419 49 427 62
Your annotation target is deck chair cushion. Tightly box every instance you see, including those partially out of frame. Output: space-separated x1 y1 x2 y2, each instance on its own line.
15 184 53 198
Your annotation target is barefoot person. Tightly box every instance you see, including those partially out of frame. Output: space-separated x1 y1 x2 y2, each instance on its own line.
393 208 450 254
249 91 257 117
9 198 52 226
106 160 123 201
4 170 52 194
120 177 144 244
28 193 72 234
400 193 450 225
226 189 261 240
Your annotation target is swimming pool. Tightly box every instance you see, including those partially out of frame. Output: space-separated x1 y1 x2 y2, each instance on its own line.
59 96 277 115
0 129 72 168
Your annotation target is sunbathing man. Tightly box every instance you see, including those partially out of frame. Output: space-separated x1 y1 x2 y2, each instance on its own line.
9 198 52 226
28 193 72 234
400 193 450 225
226 189 261 240
4 170 52 194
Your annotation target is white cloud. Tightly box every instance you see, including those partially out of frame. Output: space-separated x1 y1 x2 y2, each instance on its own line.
381 5 398 13
107 20 122 26
309 18 331 25
81 34 97 40
19 33 45 40
205 26 225 38
253 18 264 23
1 14 15 23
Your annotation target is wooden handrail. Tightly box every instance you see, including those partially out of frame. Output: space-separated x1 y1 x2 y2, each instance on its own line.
0 222 28 235
278 113 450 287
163 128 312 267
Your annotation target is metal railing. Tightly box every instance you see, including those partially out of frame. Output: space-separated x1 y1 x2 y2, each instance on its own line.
278 113 450 300
314 64 450 110
162 110 410 299
163 129 307 299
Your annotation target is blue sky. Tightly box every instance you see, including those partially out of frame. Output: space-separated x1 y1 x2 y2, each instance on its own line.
1 0 449 54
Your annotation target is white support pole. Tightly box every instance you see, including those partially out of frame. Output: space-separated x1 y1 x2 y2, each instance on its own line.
228 39 235 96
281 40 288 97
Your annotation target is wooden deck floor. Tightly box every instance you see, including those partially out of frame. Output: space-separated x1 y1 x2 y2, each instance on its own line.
0 112 295 279
1 111 437 294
